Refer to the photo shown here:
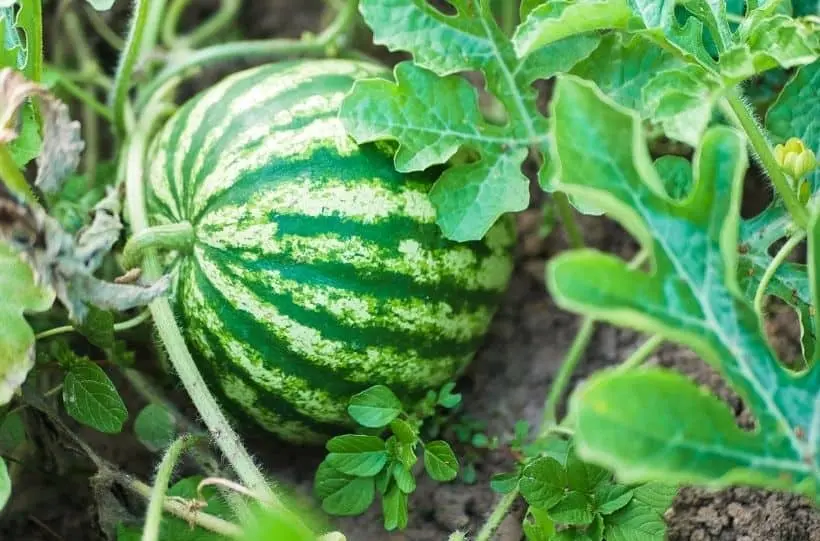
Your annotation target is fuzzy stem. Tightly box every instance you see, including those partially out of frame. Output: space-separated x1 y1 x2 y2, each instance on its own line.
110 0 151 137
124 91 277 506
164 0 241 49
722 91 809 230
27 1 43 82
34 309 151 340
0 145 37 204
618 335 664 371
474 489 519 541
754 231 806 316
137 0 360 110
540 317 596 434
122 222 195 269
142 435 195 541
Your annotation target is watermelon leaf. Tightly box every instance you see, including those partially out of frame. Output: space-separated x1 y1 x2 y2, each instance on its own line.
547 75 820 500
62 359 128 434
347 385 402 428
342 0 599 241
423 440 459 481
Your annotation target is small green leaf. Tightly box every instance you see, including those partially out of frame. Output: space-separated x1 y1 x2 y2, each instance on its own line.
548 492 595 525
388 435 418 470
392 463 416 494
76 306 115 349
0 412 25 453
679 0 734 51
437 382 462 409
513 0 633 57
604 499 668 541
321 475 375 516
390 418 417 444
522 506 555 541
0 243 55 405
593 483 634 515
490 471 520 494
382 485 409 531
374 462 393 495
423 440 459 481
62 360 127 433
133 404 176 451
632 482 678 513
520 456 567 509
326 435 388 477
348 385 403 428
7 102 41 167
565 451 609 493
0 456 9 511
655 155 695 200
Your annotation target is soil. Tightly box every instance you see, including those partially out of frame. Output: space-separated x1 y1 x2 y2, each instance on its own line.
1 1 818 540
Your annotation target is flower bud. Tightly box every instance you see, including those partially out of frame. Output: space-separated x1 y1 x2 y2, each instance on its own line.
774 137 817 181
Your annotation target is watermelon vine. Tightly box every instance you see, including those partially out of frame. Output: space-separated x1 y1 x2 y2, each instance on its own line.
0 1 818 540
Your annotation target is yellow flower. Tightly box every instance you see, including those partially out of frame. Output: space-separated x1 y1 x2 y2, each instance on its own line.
774 137 817 181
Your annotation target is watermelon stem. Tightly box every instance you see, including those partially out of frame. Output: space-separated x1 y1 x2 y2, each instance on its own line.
122 221 195 269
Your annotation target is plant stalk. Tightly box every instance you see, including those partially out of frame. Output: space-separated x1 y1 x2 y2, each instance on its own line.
554 192 584 249
474 489 519 541
618 335 664 371
122 221 195 269
164 0 242 49
722 91 809 230
142 435 195 541
124 90 277 506
753 231 807 316
34 309 151 340
110 0 151 137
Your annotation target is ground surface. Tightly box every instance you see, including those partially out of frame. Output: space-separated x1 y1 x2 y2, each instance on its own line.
1 1 818 540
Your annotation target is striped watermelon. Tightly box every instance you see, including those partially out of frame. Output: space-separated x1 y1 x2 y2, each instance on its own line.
145 59 516 443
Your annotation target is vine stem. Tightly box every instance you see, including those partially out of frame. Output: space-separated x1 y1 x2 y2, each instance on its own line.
721 90 809 230
34 309 151 340
474 489 519 541
124 89 278 506
618 334 664 371
137 0 360 110
540 317 596 435
142 435 196 541
554 192 584 249
163 0 242 49
122 221 195 269
110 0 151 137
753 230 807 315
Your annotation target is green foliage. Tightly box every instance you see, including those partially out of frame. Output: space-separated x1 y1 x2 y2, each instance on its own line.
546 76 820 500
134 404 177 451
314 383 462 530
0 456 9 512
62 358 128 433
0 243 55 406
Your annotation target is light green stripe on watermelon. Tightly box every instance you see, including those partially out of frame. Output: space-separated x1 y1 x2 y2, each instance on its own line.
146 59 515 442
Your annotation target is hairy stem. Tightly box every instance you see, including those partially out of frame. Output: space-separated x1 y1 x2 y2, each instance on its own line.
137 0 360 110
722 91 809 230
34 309 151 340
110 0 151 137
164 0 241 49
124 90 277 505
619 335 664 371
122 221 195 269
754 231 807 316
142 435 195 541
475 489 519 541
540 317 596 434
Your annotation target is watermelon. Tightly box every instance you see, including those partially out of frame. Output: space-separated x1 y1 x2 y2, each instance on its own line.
145 59 515 443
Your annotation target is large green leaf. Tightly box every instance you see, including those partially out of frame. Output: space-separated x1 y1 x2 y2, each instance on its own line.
546 76 819 500
342 0 598 240
0 242 54 405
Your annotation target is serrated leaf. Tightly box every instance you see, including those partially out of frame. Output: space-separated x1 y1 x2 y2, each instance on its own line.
642 65 721 146
680 0 734 51
721 14 819 82
347 385 402 428
76 306 115 349
346 0 599 240
0 242 54 405
522 506 555 541
604 498 667 541
512 0 632 57
326 435 388 477
490 471 520 493
134 404 176 451
631 482 678 513
548 491 595 525
655 155 695 200
423 440 459 481
547 75 820 500
62 360 127 433
0 457 9 511
382 485 409 531
593 483 634 515
392 463 416 494
0 6 23 70
520 456 567 509
565 450 609 493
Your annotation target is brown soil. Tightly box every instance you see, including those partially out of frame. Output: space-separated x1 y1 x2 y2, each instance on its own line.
1 1 817 540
